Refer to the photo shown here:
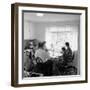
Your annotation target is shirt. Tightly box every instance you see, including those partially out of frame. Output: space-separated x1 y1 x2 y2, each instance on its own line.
35 49 50 63
64 47 73 62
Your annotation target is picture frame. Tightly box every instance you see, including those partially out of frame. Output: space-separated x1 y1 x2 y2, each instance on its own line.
11 3 88 87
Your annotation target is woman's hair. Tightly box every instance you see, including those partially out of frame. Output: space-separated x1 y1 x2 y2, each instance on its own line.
62 47 66 51
38 42 43 48
38 41 46 49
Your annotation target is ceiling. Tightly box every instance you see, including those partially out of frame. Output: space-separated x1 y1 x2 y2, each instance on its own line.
24 12 80 22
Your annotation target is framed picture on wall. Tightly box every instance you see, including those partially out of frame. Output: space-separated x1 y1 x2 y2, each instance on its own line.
11 3 88 87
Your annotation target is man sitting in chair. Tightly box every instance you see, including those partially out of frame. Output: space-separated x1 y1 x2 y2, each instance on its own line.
65 42 73 62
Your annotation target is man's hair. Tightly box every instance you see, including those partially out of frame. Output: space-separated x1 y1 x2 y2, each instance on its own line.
65 42 69 47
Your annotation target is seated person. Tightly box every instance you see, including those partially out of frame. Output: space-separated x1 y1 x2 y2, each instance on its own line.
35 42 53 76
35 42 50 63
24 50 31 72
56 47 66 67
65 42 73 62
59 42 73 64
61 47 67 64
61 47 66 58
51 47 66 75
24 41 36 72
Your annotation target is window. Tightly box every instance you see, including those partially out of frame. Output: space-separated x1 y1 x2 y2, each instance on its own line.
45 25 79 57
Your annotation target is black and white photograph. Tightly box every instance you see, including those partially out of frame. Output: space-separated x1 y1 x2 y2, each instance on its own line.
23 11 80 77
23 12 80 77
11 3 87 87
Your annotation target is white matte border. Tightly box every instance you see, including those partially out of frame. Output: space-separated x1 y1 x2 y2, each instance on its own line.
18 6 86 84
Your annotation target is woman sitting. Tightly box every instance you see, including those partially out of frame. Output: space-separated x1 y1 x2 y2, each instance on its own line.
35 42 53 76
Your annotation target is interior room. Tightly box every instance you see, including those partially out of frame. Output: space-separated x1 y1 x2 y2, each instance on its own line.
23 11 80 77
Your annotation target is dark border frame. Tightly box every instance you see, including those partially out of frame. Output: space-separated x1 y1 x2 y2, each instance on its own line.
11 3 88 87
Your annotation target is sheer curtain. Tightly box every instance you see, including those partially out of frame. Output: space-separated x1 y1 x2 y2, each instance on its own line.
45 25 79 57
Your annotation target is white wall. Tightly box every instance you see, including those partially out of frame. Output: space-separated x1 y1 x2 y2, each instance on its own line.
25 21 79 41
0 0 89 90
24 21 30 39
24 21 35 40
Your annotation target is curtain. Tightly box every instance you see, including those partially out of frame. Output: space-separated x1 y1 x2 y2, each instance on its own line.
45 25 79 57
